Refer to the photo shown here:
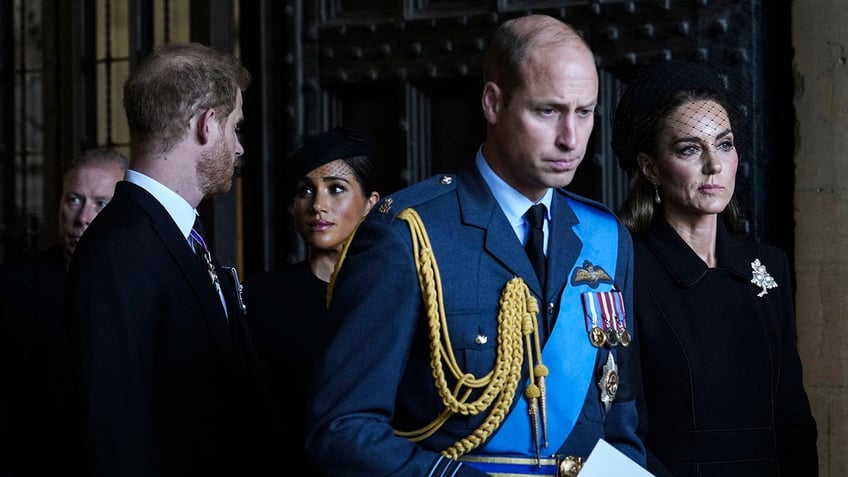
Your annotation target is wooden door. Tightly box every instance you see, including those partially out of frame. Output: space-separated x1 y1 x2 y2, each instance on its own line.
239 0 793 274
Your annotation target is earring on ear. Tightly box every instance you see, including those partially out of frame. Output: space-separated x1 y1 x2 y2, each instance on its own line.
653 184 661 205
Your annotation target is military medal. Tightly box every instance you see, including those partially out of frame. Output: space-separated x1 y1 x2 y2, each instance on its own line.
190 228 222 296
598 352 619 411
581 292 606 347
599 292 619 347
590 326 606 348
618 328 631 347
613 292 631 347
222 266 247 315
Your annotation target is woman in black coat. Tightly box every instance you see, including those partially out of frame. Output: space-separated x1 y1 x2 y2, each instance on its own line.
242 127 380 475
611 60 818 476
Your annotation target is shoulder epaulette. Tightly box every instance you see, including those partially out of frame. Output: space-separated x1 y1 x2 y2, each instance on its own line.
372 173 457 220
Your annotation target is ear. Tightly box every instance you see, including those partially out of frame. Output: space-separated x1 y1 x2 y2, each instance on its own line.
363 192 380 216
195 108 218 145
481 81 502 124
637 152 659 185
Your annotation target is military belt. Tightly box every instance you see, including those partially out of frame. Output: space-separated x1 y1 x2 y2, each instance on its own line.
460 454 584 477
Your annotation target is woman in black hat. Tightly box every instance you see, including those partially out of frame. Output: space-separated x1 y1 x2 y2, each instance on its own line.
242 126 380 474
288 127 381 283
612 61 818 476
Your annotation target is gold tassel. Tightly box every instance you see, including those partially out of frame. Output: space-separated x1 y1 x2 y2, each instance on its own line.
525 383 541 465
531 304 549 450
535 364 549 448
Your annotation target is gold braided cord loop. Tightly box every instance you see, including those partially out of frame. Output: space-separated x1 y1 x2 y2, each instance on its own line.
392 208 542 460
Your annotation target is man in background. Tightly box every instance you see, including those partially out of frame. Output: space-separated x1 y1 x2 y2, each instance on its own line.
57 147 130 265
0 146 128 476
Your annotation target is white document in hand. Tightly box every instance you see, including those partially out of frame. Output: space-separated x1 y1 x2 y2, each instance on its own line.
578 438 655 476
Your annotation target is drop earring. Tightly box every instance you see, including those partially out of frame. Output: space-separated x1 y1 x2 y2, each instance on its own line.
653 184 661 205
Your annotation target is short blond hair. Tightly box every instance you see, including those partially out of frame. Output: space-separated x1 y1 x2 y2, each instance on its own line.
123 42 250 156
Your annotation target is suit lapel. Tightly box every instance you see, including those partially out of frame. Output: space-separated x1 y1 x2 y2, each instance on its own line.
119 182 234 350
167 230 234 348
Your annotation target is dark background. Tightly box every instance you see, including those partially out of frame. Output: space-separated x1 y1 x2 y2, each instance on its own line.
0 0 794 279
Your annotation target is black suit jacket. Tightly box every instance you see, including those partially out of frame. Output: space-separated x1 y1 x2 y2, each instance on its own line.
0 245 76 476
63 181 283 476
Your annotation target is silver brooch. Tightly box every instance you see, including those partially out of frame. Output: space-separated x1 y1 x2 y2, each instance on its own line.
750 259 778 297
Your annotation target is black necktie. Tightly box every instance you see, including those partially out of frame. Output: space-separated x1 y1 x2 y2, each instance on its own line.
524 204 547 287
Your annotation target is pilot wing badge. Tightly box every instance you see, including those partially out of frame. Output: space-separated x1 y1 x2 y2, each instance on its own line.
571 260 614 289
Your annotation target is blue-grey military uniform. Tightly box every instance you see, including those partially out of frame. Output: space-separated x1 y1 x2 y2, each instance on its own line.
305 162 646 476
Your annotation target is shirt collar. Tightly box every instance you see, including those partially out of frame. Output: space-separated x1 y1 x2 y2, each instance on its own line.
475 146 552 241
125 169 197 240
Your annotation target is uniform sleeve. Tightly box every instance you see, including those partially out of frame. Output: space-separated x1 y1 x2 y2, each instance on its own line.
304 217 486 477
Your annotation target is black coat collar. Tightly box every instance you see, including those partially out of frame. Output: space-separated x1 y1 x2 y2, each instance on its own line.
642 215 752 287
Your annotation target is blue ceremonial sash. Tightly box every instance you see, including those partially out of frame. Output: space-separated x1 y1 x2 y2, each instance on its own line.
474 197 619 457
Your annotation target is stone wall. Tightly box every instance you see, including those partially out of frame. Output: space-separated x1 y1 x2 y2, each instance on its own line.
793 2 848 475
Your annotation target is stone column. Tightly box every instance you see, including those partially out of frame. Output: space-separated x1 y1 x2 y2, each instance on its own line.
793 2 848 475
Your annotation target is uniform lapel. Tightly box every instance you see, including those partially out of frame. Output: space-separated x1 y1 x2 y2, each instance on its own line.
546 192 582 298
455 165 545 295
